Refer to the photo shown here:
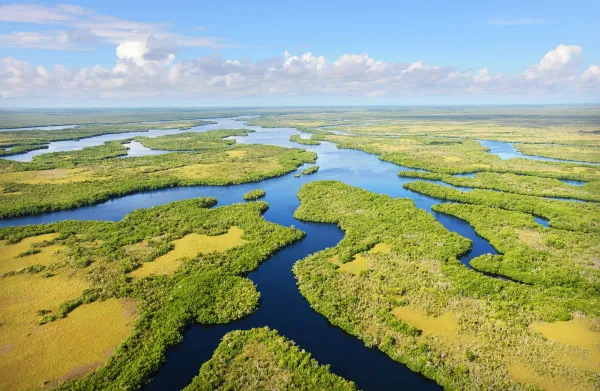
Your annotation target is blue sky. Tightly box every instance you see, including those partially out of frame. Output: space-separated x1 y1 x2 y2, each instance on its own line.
0 0 599 105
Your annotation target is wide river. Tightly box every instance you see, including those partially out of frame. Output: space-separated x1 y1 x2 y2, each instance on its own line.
2 118 554 390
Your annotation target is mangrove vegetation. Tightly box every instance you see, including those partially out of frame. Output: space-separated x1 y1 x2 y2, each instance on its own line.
292 180 599 391
0 197 305 390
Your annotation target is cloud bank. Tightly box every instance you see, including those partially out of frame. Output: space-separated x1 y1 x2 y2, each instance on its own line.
1 44 598 101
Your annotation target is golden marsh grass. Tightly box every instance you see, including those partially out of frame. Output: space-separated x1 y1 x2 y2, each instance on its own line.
0 168 107 184
0 298 136 390
156 158 283 181
508 362 573 391
339 243 391 275
531 317 600 370
392 306 458 337
0 233 64 274
131 226 246 278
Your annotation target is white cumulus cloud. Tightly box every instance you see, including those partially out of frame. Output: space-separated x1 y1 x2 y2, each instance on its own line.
538 44 582 71
0 44 598 102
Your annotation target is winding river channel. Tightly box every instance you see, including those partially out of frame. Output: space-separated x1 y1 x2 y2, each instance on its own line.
2 117 557 390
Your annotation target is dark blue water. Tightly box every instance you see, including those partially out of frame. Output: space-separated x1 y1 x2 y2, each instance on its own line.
0 118 507 391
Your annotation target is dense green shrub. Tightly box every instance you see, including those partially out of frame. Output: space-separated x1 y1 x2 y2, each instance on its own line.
302 166 319 175
0 197 306 390
0 131 316 218
289 134 321 145
292 181 599 391
404 181 600 233
244 189 266 200
184 327 357 391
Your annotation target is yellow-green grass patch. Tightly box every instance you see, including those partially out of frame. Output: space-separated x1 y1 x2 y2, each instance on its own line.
531 317 600 369
392 306 459 338
131 226 246 278
154 158 283 181
443 156 463 162
0 168 108 184
516 228 551 251
338 243 391 275
0 271 88 329
508 361 575 391
225 150 248 158
0 298 136 391
0 233 65 274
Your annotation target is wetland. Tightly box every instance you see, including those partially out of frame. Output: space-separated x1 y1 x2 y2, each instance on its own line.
0 107 598 391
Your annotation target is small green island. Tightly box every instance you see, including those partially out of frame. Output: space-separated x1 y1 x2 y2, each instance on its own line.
290 134 321 145
243 189 267 200
184 327 357 391
302 165 320 175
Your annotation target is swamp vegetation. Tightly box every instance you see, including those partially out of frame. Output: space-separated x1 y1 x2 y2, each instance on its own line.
184 327 357 391
301 166 320 175
0 130 315 218
1 107 598 391
243 189 266 200
289 134 321 145
404 181 600 234
292 181 599 391
0 197 305 390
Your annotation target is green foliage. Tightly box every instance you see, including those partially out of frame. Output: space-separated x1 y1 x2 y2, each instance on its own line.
17 248 42 257
404 181 600 233
399 171 600 202
0 130 316 218
135 129 252 151
302 165 319 175
290 134 321 145
23 141 130 170
184 327 357 391
321 133 600 181
432 203 600 291
515 143 600 163
465 350 477 362
244 189 266 200
0 197 306 390
292 181 599 391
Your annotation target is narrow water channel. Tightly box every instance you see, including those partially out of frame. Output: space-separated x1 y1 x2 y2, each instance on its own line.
1 118 508 390
479 139 600 166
